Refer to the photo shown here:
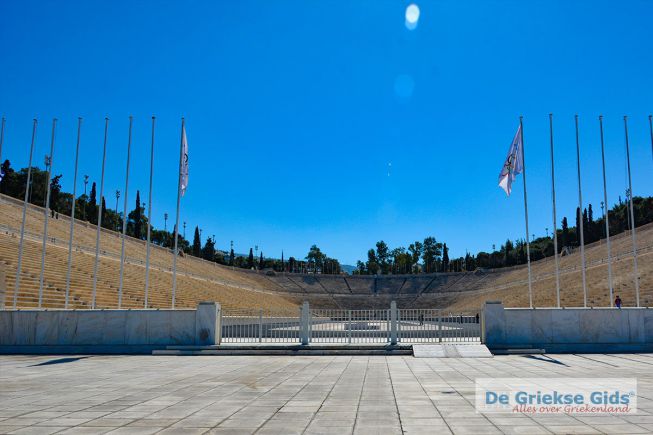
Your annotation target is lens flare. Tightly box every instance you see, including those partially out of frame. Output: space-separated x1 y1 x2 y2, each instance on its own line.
405 4 420 30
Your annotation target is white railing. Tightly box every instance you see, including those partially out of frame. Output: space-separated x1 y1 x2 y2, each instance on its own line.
221 308 301 343
398 309 480 343
218 302 480 344
310 309 391 343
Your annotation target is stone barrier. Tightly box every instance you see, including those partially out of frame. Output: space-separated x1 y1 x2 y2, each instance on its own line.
0 301 220 354
482 301 653 353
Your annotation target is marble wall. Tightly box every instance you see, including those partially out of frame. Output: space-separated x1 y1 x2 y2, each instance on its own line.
482 302 653 352
0 302 221 347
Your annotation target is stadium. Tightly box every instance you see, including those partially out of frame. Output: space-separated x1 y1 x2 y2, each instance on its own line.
2 191 651 314
2 1 653 434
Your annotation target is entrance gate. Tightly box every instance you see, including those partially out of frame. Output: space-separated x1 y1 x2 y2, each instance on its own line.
221 302 480 344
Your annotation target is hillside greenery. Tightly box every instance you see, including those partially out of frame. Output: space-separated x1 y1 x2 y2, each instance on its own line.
1 158 651 275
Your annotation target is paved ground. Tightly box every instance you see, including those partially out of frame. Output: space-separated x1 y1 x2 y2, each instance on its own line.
1 354 653 434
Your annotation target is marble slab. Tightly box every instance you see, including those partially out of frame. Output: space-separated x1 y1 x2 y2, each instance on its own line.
483 303 653 351
1 306 206 347
413 344 492 358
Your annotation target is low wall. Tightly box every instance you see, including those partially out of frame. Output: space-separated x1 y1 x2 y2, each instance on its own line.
0 302 221 354
482 301 653 353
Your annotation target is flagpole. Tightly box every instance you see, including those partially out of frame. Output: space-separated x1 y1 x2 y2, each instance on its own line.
171 117 185 309
144 116 155 308
64 118 82 308
0 117 5 166
519 116 533 308
92 118 109 309
37 119 57 307
548 114 561 307
598 116 614 307
623 116 640 307
574 115 588 307
118 116 133 309
14 119 38 308
649 115 652 163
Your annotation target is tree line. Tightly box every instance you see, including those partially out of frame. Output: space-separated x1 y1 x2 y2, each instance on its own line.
353 195 653 275
1 159 651 275
0 160 343 273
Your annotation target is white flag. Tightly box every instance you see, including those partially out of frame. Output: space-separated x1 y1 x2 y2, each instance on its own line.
180 124 189 197
498 125 523 196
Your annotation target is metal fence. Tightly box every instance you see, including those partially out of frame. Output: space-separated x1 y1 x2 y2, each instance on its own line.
397 309 480 343
221 308 301 343
310 309 391 343
219 303 480 344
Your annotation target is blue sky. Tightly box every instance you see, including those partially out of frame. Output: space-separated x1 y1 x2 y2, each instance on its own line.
1 0 651 265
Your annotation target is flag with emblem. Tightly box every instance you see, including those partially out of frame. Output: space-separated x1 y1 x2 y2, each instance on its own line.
180 124 189 197
498 125 523 196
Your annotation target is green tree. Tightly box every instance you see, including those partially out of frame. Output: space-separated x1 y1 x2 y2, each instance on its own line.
49 174 63 213
375 241 390 274
366 249 378 275
442 243 449 272
87 182 97 224
408 241 422 273
575 207 581 246
306 244 325 273
390 247 404 274
192 226 201 257
0 160 18 196
421 236 442 274
504 239 514 266
100 196 109 228
465 252 475 271
134 190 142 239
561 216 569 249
247 248 254 269
202 236 215 261
323 257 341 274
518 240 526 264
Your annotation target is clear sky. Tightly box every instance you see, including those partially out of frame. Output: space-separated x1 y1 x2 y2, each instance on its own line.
1 0 651 265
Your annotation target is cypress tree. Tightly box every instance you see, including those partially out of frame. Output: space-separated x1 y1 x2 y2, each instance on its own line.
87 182 97 224
100 196 108 229
229 248 235 266
587 204 595 243
247 248 254 269
561 216 569 249
588 203 594 223
259 252 264 270
192 226 201 257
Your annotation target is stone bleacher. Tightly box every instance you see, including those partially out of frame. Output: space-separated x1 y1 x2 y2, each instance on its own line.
0 195 298 310
1 192 651 312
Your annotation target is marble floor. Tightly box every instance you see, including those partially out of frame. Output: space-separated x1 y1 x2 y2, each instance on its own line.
1 354 652 434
